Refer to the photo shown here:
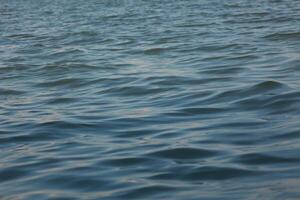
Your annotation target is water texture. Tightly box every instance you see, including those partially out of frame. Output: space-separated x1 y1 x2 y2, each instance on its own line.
1 0 300 199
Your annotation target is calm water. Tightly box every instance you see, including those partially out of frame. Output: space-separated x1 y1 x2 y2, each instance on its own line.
1 0 300 199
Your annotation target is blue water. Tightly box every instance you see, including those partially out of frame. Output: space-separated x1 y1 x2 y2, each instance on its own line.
1 0 300 199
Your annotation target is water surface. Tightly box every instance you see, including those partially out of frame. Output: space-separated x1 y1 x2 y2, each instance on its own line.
1 0 300 199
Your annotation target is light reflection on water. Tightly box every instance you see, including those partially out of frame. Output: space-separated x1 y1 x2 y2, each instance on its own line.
1 0 300 199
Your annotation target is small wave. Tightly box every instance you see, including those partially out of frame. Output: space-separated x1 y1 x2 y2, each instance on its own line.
34 120 99 130
147 147 219 159
46 97 77 105
6 33 36 39
234 153 300 165
183 166 261 181
117 185 176 199
264 31 300 41
100 157 153 167
198 66 244 75
143 47 169 55
166 107 226 117
252 80 288 91
102 85 171 97
39 63 98 73
1 0 300 199
178 43 239 53
0 167 30 183
271 130 300 140
0 88 25 96
35 78 84 88
44 174 110 192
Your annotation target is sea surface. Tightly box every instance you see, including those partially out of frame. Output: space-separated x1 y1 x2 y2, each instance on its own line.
1 0 300 199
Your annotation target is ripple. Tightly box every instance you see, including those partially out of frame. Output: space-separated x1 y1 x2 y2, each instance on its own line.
6 33 36 39
271 130 300 140
183 166 261 181
264 31 300 41
147 147 219 160
143 47 169 55
0 167 30 183
44 175 110 192
1 0 300 199
101 157 153 167
35 78 85 88
234 153 300 165
166 107 226 117
251 80 288 92
46 97 77 105
0 88 25 96
117 185 176 199
0 133 59 144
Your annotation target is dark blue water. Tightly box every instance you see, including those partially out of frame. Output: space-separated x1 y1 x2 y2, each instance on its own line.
1 0 300 199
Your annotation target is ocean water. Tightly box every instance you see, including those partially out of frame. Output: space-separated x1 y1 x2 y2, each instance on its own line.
1 0 300 199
